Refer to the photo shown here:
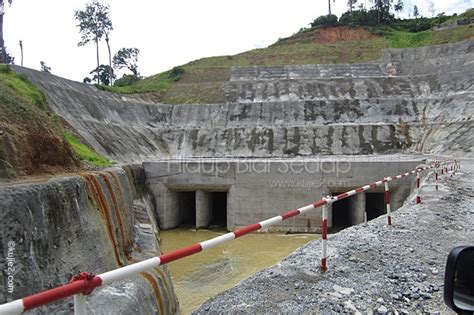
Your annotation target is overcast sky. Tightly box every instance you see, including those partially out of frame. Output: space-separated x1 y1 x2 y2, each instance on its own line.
3 0 473 82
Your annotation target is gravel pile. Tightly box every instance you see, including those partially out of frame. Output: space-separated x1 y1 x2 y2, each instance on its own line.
195 169 474 314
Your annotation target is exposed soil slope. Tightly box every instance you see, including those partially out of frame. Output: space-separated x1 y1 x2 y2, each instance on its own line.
0 66 79 180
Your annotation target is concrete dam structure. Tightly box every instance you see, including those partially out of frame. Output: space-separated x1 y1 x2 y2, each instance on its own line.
11 41 473 162
144 157 422 232
1 40 472 312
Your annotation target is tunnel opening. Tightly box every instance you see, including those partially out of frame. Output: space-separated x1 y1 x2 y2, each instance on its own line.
331 193 353 230
178 192 196 227
366 192 385 221
210 192 227 228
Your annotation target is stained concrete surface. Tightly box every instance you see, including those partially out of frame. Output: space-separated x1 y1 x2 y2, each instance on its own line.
0 166 178 314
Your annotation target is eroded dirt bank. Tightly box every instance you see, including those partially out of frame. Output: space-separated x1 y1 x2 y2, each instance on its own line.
196 164 474 314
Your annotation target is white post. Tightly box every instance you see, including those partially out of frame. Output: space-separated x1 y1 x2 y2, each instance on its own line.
384 179 391 225
74 294 87 315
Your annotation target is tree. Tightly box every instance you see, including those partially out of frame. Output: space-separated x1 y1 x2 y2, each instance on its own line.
372 0 393 23
40 61 51 73
113 48 140 77
347 0 358 13
74 1 113 84
90 64 115 86
311 14 338 27
0 0 12 63
428 0 436 17
328 0 335 15
394 0 404 18
413 5 419 18
105 33 113 85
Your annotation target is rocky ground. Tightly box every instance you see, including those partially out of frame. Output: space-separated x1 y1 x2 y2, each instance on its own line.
195 164 474 314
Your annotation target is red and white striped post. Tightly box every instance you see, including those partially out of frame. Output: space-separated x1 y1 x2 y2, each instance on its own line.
384 178 392 225
74 294 87 315
320 196 332 272
435 166 439 191
416 169 421 204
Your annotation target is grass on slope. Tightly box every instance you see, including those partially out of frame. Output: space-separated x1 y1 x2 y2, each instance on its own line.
97 19 474 104
0 65 111 169
63 131 112 167
388 24 474 48
0 65 47 119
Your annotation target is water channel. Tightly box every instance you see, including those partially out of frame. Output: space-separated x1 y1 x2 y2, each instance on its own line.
161 229 317 314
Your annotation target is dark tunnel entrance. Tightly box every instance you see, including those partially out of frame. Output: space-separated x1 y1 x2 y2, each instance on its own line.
366 193 385 221
210 192 227 228
331 193 353 230
179 192 196 227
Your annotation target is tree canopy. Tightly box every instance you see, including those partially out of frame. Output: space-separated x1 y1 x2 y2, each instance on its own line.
74 1 113 84
113 48 140 77
74 1 113 47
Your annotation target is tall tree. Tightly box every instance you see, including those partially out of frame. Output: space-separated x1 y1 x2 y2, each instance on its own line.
105 32 113 84
74 1 113 84
428 0 436 17
394 0 404 18
328 0 335 15
113 48 140 77
0 0 12 63
372 0 393 23
347 0 358 13
413 5 419 18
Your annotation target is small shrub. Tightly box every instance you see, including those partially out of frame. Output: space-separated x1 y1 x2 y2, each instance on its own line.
339 10 380 27
168 66 185 82
0 65 11 74
114 74 141 87
311 14 338 27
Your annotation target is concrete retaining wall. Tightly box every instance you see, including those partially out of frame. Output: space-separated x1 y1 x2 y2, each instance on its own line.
0 166 178 314
10 41 474 160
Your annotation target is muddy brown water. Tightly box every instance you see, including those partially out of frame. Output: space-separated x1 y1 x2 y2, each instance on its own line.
160 228 317 314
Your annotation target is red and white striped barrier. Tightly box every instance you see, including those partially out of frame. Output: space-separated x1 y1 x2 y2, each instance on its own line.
435 167 439 191
0 161 454 314
385 179 392 225
416 169 422 204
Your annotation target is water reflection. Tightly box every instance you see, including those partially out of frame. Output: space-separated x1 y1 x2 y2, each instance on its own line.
160 228 317 314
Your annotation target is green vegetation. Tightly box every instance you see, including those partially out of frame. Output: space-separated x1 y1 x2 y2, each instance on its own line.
0 65 46 111
0 65 111 169
388 24 473 48
91 8 473 104
63 131 112 167
311 14 338 27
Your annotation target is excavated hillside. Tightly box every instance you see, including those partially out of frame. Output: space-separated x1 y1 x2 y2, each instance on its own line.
11 40 474 163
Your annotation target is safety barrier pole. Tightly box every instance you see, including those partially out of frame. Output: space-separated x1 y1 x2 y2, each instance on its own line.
74 294 87 315
416 169 421 204
435 166 439 191
0 161 450 314
384 178 392 225
320 197 331 272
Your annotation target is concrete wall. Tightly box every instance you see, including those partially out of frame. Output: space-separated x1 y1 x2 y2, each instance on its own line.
0 166 179 314
144 157 423 232
10 41 474 160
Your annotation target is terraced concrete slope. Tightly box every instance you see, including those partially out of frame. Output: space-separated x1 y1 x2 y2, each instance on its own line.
12 40 474 161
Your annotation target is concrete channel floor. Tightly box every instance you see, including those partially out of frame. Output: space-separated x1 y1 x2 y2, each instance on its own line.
195 163 474 314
